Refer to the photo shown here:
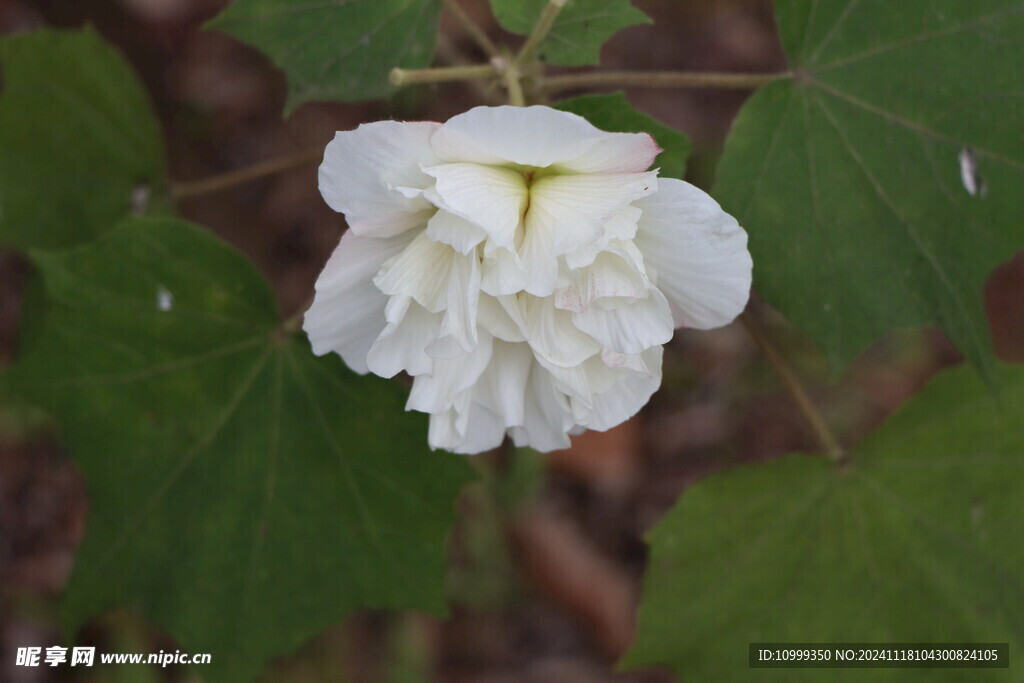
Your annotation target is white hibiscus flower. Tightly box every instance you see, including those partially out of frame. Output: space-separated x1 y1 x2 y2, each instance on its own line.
305 105 751 454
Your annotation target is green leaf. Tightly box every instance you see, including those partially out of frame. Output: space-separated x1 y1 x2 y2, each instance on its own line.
206 0 442 113
11 216 473 683
489 0 649 66
715 1 1024 373
624 363 1024 681
0 28 166 251
555 92 690 179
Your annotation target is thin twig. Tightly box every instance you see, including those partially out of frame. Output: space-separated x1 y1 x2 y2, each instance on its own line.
170 147 323 201
442 0 500 58
740 312 846 463
543 70 789 94
390 63 498 86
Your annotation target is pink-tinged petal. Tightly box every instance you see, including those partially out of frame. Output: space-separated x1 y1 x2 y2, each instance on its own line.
424 163 527 250
303 230 415 372
527 172 657 255
555 249 649 313
634 178 752 329
572 287 674 355
431 105 658 173
425 210 486 254
366 297 441 378
319 121 441 237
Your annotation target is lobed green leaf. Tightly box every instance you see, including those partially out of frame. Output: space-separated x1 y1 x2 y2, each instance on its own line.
624 363 1024 680
489 0 649 66
715 0 1024 373
11 216 473 682
206 0 442 113
0 28 166 250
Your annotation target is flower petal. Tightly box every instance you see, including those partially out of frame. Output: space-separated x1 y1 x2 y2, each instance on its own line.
424 163 527 251
520 295 602 368
428 401 506 454
430 251 481 357
366 296 440 378
374 231 455 313
407 333 494 415
319 121 440 237
582 346 663 431
510 364 574 452
634 178 752 329
303 230 415 372
472 339 533 427
527 172 657 255
431 105 659 173
572 287 674 355
555 249 649 314
425 210 486 254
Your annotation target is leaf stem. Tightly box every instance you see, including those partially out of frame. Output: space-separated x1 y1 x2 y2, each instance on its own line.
543 70 788 94
442 0 500 58
515 0 566 66
390 63 498 86
170 147 323 201
740 312 846 463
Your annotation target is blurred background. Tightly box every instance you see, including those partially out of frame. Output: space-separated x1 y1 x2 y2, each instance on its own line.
0 0 1020 680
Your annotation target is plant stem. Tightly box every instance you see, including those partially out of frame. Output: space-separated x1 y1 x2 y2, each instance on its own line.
170 147 323 201
516 0 566 66
543 70 788 93
503 61 526 106
442 0 500 58
390 63 498 86
740 312 846 463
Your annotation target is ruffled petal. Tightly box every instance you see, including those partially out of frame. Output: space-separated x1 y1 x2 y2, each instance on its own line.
472 339 533 427
428 401 506 454
425 210 486 254
519 295 602 368
424 162 527 250
374 231 455 313
366 296 440 378
572 287 675 355
527 172 658 255
430 251 481 357
581 346 663 431
406 333 494 415
303 230 415 372
510 363 574 452
555 249 649 314
431 105 659 174
480 245 528 296
319 121 440 237
634 178 752 329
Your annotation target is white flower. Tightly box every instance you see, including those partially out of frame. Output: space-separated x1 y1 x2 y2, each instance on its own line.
305 105 751 454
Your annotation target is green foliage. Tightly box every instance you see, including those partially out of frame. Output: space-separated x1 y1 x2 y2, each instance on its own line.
206 0 442 113
715 0 1024 373
0 28 166 250
490 0 649 66
624 364 1024 681
555 92 690 179
11 217 473 682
